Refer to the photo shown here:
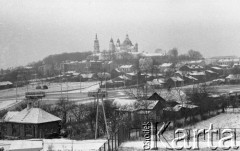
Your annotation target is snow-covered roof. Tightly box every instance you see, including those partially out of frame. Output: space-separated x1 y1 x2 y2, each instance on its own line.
170 76 184 82
173 104 198 111
189 71 206 76
113 97 137 111
175 71 183 76
218 58 240 62
2 111 19 122
160 63 172 67
188 60 204 64
0 81 13 86
211 67 222 70
142 52 165 57
219 65 229 67
126 72 137 76
136 100 159 110
225 74 240 80
160 89 187 104
184 75 198 81
119 65 133 69
205 70 216 74
152 78 165 84
112 75 130 82
5 108 61 124
81 73 94 78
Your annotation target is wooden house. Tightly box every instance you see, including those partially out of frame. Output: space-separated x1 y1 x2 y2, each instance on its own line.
2 102 61 139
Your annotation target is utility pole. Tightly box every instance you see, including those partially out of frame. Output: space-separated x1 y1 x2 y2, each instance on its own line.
16 75 18 102
95 93 99 139
79 74 81 93
93 89 109 139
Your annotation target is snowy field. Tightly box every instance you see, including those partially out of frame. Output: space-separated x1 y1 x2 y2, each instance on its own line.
0 139 107 151
0 81 100 99
121 111 240 150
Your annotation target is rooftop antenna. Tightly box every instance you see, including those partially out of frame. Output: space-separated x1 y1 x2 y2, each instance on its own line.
15 73 18 102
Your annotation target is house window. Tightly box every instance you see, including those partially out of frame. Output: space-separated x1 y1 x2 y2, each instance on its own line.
25 125 33 137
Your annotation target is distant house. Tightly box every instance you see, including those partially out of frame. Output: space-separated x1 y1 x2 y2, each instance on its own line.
0 81 13 90
111 69 123 78
225 74 240 84
175 71 184 78
163 104 199 120
183 75 198 85
118 65 135 73
159 63 173 73
2 101 61 139
60 61 88 73
38 64 54 76
89 61 103 73
211 67 223 75
217 58 240 66
165 76 184 88
179 65 204 73
186 60 205 66
205 70 218 80
189 71 206 82
81 73 95 81
102 61 117 73
148 78 165 89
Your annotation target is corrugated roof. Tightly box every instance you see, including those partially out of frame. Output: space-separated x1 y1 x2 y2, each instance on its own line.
6 108 61 124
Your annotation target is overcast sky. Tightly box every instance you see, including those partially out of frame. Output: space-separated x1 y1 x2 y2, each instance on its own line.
0 0 240 69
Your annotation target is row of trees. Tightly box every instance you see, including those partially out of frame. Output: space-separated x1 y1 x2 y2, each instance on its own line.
167 48 203 62
41 97 129 139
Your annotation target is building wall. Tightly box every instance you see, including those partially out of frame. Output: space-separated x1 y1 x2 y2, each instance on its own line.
5 121 60 139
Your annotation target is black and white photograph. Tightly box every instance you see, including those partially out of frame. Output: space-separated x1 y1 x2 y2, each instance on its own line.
1 0 240 150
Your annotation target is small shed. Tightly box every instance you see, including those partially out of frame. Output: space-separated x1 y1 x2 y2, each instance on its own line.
2 104 61 139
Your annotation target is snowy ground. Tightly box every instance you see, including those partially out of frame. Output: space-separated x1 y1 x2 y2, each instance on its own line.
0 81 99 99
0 139 107 151
121 111 240 150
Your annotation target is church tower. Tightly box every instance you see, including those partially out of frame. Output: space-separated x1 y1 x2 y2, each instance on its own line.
116 38 120 47
134 43 138 52
94 34 100 53
109 38 115 52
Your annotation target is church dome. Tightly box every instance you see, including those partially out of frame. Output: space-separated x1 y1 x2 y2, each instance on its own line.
122 34 133 47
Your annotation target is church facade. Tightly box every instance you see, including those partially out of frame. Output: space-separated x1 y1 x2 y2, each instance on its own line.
93 34 139 61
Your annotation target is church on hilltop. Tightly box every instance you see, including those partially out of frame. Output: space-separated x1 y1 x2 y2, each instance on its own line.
93 34 138 54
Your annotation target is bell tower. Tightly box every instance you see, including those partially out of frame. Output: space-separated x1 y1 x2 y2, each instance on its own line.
94 34 100 53
109 38 115 52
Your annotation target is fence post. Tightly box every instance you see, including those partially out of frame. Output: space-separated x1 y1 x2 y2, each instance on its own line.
118 130 120 146
112 135 114 151
104 142 105 151
129 128 130 140
108 138 110 151
219 128 221 140
204 129 205 140
115 133 117 150
174 126 175 139
235 128 237 142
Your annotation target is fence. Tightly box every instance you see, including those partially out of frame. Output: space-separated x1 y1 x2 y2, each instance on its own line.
98 126 130 151
128 127 240 143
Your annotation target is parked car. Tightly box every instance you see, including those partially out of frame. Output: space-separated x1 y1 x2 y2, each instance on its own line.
36 85 41 89
42 85 48 89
